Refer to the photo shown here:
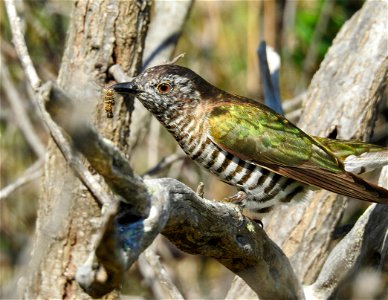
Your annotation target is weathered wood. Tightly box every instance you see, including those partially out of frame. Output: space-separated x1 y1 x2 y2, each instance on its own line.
228 0 387 297
17 1 151 299
43 81 303 299
267 0 387 284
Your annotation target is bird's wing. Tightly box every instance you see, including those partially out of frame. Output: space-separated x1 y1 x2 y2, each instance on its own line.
206 102 388 203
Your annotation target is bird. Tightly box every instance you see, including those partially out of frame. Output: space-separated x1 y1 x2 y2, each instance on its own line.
111 64 388 218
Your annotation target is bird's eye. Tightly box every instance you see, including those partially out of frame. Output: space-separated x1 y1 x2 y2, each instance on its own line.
156 82 172 94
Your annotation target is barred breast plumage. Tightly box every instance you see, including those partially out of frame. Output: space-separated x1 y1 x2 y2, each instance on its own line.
111 64 388 218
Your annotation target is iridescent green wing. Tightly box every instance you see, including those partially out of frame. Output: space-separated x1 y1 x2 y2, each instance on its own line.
206 101 388 202
207 103 342 173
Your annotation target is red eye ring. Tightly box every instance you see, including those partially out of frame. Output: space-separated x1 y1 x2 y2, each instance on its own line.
157 82 172 94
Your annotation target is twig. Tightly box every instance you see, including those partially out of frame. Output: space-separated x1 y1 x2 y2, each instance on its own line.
167 146 187 179
302 0 335 79
283 92 305 123
167 53 186 65
138 247 184 300
109 64 133 83
0 159 43 200
5 0 111 208
142 0 193 69
4 0 41 89
143 152 186 177
42 82 150 216
0 54 46 159
44 75 305 299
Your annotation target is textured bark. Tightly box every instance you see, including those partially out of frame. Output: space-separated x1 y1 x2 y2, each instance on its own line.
17 1 151 299
43 81 303 299
228 0 387 297
9 0 386 299
265 0 387 284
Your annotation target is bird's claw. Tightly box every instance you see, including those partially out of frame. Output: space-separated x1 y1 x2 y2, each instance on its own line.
222 191 247 203
196 182 205 198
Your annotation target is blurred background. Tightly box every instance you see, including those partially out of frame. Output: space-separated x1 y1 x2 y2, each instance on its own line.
1 0 386 298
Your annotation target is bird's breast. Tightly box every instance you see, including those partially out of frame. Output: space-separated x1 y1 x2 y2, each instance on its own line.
162 113 308 216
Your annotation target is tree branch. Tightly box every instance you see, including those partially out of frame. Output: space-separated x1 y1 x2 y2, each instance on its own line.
43 81 304 299
4 0 41 89
0 159 43 200
0 54 46 158
229 0 387 295
265 0 388 282
138 246 184 300
109 0 193 156
4 0 111 209
42 82 150 217
306 198 388 298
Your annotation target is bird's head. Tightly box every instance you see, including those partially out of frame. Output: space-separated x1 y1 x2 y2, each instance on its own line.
111 65 213 115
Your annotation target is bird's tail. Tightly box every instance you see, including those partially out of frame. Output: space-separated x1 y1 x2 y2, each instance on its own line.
314 137 388 174
311 137 388 204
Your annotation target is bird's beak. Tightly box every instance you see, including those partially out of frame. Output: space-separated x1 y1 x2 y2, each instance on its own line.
110 82 141 95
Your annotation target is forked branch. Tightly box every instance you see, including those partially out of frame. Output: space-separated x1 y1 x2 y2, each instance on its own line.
42 81 304 299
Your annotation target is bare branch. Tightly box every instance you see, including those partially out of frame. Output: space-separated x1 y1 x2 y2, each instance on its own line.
143 152 186 177
0 159 43 200
142 0 193 69
0 54 46 158
4 0 110 208
42 82 150 216
43 78 304 299
302 0 335 79
109 64 133 83
4 0 41 89
306 199 387 298
138 247 184 300
147 118 161 168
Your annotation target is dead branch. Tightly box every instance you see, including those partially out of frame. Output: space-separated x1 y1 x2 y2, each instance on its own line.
266 0 388 282
42 82 150 217
4 0 40 89
8 1 152 299
143 152 187 177
138 246 185 299
0 54 46 158
4 2 110 208
306 201 388 299
43 81 304 299
228 0 388 296
305 167 388 299
0 159 43 200
110 0 193 157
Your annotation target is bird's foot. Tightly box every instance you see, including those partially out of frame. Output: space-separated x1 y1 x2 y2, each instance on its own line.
196 182 205 198
222 191 247 204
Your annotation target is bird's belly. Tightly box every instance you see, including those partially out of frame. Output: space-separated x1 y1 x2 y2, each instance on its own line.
178 136 309 215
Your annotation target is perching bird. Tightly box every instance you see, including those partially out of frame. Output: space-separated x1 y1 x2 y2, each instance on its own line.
112 64 388 218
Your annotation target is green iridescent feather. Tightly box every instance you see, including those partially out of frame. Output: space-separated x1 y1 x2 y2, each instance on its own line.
313 137 385 161
207 103 343 173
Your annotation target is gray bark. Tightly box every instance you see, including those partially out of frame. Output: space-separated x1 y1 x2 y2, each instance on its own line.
228 1 387 298
17 1 151 299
